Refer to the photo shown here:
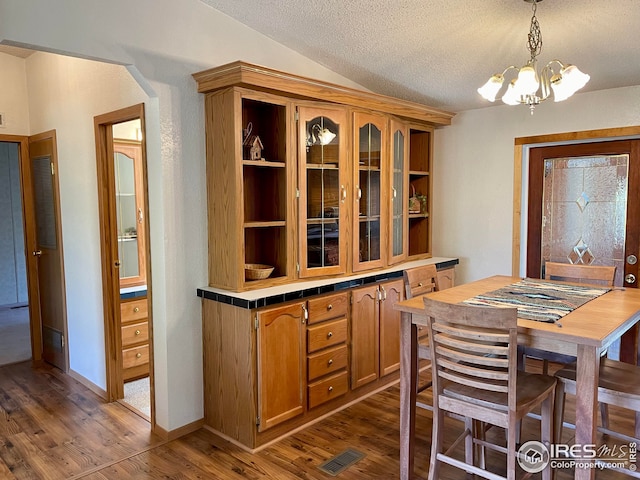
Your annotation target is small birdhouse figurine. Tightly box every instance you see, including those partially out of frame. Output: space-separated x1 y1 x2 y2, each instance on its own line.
245 135 264 161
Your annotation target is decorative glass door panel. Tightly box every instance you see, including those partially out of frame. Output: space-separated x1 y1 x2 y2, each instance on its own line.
353 112 386 271
389 120 408 264
114 141 145 287
298 106 348 277
541 154 628 285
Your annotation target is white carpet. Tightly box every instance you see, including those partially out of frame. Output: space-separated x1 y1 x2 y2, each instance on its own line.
124 376 151 418
0 304 31 366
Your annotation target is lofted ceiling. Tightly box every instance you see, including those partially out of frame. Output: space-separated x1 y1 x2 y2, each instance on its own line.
200 0 640 113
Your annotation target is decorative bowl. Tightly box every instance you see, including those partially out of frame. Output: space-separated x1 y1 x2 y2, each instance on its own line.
245 263 274 281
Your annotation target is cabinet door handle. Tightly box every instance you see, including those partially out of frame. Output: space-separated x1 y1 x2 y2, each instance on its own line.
327 331 333 338
301 304 308 324
328 386 333 392
392 187 397 199
136 353 142 359
341 185 347 203
328 359 333 366
357 187 362 200
135 330 141 336
380 285 387 301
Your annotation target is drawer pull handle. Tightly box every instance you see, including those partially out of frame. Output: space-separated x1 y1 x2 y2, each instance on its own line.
136 353 142 359
327 304 333 310
328 359 333 365
328 386 333 392
327 332 333 338
417 282 423 287
133 307 140 313
135 330 141 335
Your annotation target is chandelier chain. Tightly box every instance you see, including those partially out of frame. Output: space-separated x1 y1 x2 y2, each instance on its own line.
527 1 542 62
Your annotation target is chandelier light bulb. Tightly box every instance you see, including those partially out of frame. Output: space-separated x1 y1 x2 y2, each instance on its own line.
561 65 590 92
502 80 521 106
513 64 540 97
477 74 505 102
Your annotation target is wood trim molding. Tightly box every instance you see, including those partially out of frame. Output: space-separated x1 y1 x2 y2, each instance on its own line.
153 418 205 441
68 368 108 399
512 125 640 276
192 61 455 127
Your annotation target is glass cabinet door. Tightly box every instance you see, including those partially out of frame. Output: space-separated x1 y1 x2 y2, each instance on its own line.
298 106 348 277
389 119 408 264
353 111 387 271
113 141 146 287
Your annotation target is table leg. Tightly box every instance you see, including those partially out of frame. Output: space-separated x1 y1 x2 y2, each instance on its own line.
573 344 599 480
400 311 418 480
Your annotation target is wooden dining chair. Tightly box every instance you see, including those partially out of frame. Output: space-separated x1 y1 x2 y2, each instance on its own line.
423 297 556 480
402 264 438 409
554 359 640 476
521 261 616 374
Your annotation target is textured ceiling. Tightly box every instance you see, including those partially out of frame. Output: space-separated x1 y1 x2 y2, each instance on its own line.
200 0 640 112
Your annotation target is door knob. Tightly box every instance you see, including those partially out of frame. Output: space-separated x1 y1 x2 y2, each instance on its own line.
625 273 636 284
32 250 42 257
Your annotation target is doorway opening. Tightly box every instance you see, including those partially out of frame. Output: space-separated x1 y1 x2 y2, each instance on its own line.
0 141 30 366
95 105 154 422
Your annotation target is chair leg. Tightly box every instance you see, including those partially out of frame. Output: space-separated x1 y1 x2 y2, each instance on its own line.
635 411 640 440
541 392 554 480
507 413 517 480
542 359 550 375
553 381 566 444
428 408 444 480
464 417 474 469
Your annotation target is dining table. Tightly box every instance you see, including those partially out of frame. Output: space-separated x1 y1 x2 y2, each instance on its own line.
395 275 640 480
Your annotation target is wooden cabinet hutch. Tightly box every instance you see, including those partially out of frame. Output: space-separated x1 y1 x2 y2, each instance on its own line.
194 61 456 450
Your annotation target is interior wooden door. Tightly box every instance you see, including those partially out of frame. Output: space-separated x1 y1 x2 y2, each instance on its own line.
27 131 68 371
527 139 640 363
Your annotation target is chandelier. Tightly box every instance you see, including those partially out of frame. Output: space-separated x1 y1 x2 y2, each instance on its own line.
477 0 590 114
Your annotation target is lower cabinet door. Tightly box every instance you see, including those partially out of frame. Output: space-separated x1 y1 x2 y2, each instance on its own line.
257 301 305 432
350 285 380 389
379 279 403 376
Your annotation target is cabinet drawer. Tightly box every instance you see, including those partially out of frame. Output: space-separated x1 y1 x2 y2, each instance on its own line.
307 292 348 325
121 298 148 323
122 321 149 347
308 370 348 409
307 318 347 353
308 345 348 382
122 344 149 369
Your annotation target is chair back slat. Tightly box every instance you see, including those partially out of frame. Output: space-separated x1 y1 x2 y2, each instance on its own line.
403 264 439 298
424 297 518 408
434 344 508 368
544 261 615 286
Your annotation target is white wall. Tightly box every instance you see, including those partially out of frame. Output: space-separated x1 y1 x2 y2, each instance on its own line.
433 85 640 284
0 0 369 432
25 52 149 388
0 53 29 133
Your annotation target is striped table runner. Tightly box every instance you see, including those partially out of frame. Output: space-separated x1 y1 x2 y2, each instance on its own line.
462 279 610 323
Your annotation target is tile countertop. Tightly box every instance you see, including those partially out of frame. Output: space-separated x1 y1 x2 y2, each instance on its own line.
197 257 459 310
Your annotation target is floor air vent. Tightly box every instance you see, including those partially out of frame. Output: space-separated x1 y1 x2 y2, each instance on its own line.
318 448 365 476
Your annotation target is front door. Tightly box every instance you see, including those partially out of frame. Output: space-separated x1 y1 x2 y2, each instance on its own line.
27 131 68 371
526 139 640 362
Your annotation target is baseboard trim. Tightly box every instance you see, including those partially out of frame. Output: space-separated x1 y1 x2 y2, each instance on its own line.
153 418 204 441
68 368 107 400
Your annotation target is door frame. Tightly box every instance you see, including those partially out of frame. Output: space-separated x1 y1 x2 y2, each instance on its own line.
1 132 70 369
512 125 640 363
94 104 154 414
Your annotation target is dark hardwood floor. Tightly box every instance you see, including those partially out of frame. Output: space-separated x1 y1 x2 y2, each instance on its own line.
0 361 636 479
